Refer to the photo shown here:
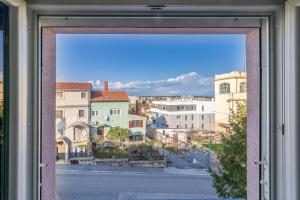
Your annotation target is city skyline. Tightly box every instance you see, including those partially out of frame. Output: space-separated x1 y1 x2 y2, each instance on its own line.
56 34 246 96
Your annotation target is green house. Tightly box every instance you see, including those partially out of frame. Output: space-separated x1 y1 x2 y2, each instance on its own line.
90 81 146 141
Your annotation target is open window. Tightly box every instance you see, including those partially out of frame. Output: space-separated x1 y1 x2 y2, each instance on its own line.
38 15 268 200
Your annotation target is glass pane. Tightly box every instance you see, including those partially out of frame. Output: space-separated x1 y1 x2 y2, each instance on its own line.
0 3 8 200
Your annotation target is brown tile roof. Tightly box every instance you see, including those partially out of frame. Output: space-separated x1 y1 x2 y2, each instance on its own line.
56 82 92 91
91 91 129 102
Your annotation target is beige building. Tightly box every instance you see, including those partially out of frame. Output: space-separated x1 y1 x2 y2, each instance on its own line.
55 82 92 161
214 71 247 133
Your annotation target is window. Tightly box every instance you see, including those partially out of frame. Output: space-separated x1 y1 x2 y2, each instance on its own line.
129 120 143 128
220 82 230 94
110 109 121 116
191 115 194 120
162 106 166 110
191 124 194 129
202 115 204 120
201 124 204 129
56 92 63 98
176 115 180 119
79 110 84 117
202 105 204 112
177 125 181 128
176 105 184 110
81 91 87 99
92 110 99 116
240 82 247 93
185 124 187 128
185 115 187 121
56 110 63 118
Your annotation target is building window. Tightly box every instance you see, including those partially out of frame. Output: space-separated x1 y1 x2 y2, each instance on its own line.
56 110 63 118
176 105 184 111
191 115 194 120
176 115 181 119
129 120 143 128
202 124 204 129
202 115 204 120
162 106 166 110
56 92 63 98
185 115 187 121
177 125 181 128
79 109 85 118
92 110 99 116
185 124 187 128
202 105 204 111
81 91 87 99
110 109 121 116
240 82 247 93
220 82 230 94
191 124 194 129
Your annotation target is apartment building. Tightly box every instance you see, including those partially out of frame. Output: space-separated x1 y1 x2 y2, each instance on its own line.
90 81 146 141
214 71 247 133
150 99 215 131
55 82 92 160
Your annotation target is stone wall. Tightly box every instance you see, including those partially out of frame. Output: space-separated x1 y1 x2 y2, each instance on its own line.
70 158 166 168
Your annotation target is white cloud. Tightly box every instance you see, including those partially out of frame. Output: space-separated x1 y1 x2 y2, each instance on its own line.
95 80 101 87
108 72 214 96
87 80 94 85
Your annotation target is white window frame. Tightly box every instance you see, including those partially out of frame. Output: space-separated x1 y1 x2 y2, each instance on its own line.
110 108 121 116
3 3 292 200
78 109 84 118
80 91 87 99
56 91 64 99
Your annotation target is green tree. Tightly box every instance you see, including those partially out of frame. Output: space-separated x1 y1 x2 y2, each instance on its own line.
211 103 247 198
106 127 129 145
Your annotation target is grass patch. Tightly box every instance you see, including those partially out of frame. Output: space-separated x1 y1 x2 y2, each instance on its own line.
202 143 223 153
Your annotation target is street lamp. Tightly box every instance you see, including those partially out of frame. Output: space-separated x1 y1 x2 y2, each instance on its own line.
208 114 213 170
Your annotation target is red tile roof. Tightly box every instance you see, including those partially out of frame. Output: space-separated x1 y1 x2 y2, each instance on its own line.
91 91 129 102
56 82 92 91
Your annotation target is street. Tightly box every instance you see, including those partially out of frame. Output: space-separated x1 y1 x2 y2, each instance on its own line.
56 166 217 200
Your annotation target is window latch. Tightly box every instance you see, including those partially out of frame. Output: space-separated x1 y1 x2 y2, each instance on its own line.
40 163 48 168
147 5 165 11
254 160 267 165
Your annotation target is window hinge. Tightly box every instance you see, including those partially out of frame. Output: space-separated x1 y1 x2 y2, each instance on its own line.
277 124 285 135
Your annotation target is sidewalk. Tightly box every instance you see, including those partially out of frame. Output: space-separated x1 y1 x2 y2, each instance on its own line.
56 164 210 177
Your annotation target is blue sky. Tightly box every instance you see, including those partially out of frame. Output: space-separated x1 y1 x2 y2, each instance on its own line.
56 34 246 96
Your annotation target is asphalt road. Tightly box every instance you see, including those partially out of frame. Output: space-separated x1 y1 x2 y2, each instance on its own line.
56 169 217 200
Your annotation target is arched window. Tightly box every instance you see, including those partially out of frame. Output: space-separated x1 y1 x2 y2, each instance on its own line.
240 82 247 93
220 82 230 94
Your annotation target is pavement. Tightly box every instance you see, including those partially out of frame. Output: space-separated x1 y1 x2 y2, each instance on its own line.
56 165 217 200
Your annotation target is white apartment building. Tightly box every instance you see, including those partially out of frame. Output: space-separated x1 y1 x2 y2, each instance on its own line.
214 71 247 132
150 99 215 131
55 82 92 160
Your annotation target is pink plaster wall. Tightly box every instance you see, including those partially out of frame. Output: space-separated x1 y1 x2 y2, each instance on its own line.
41 27 260 200
246 28 260 200
42 28 56 200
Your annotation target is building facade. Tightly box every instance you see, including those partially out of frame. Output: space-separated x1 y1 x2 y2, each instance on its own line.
150 99 215 131
214 71 247 133
90 81 146 141
55 82 92 161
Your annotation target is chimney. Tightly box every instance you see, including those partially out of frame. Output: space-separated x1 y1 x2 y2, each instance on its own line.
104 81 109 91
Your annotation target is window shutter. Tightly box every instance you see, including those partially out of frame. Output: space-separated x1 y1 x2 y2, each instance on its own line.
139 120 143 127
129 121 133 128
